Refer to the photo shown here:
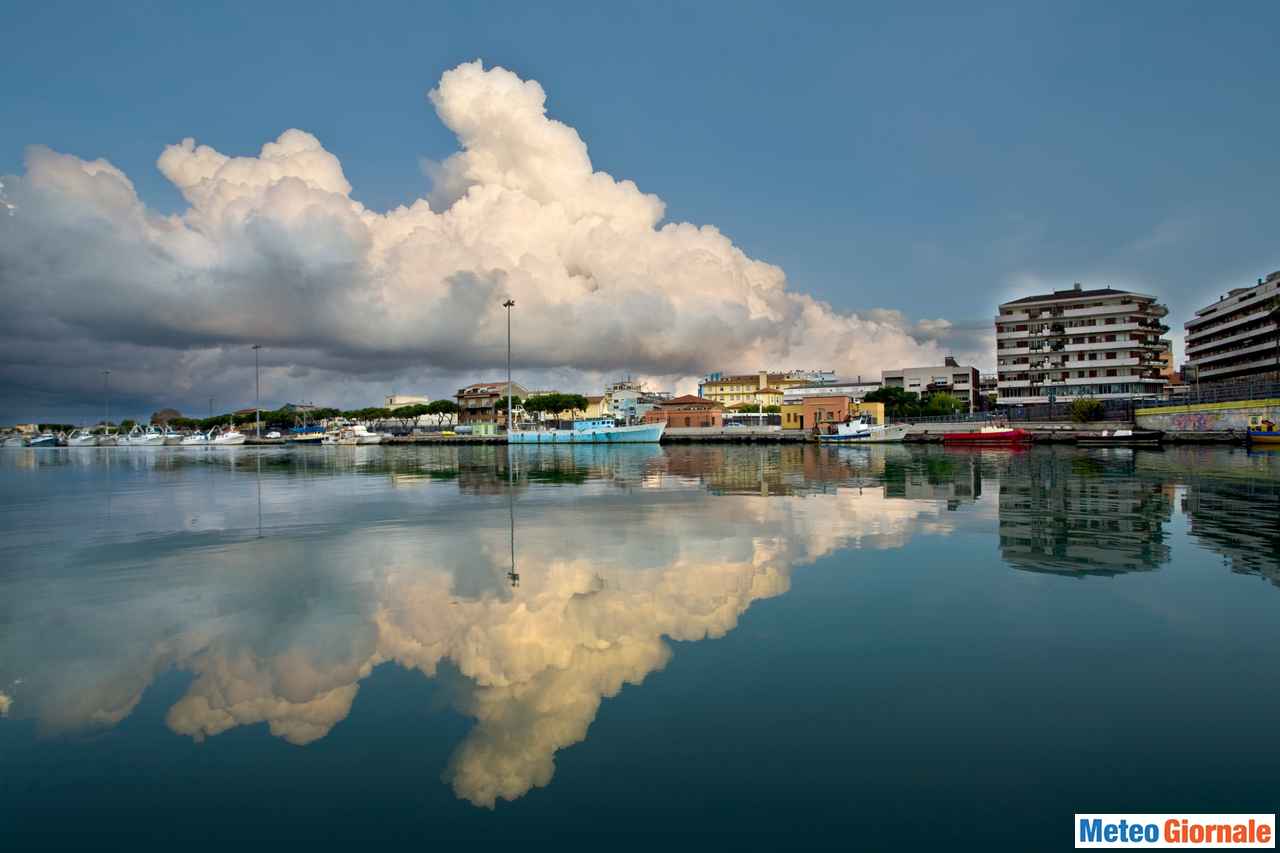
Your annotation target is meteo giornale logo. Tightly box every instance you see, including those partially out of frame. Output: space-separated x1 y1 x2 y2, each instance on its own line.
1076 814 1275 849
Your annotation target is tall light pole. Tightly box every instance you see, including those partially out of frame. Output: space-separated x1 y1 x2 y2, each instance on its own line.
503 299 515 432
103 370 110 427
252 344 262 437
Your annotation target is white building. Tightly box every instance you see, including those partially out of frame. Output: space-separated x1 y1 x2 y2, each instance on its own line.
1184 271 1280 385
602 379 671 423
781 379 881 403
385 394 430 410
882 358 980 413
995 284 1169 405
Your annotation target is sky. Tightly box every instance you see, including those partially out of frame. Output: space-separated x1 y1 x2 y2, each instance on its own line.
1 1 1277 423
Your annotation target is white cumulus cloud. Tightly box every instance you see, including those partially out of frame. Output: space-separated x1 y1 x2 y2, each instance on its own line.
0 60 949 419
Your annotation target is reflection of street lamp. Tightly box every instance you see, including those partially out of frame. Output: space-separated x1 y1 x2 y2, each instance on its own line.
252 344 262 437
503 299 515 431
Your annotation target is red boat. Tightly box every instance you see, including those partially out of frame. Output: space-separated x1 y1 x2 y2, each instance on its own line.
942 425 1033 445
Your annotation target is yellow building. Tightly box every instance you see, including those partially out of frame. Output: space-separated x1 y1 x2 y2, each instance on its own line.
780 399 884 431
700 371 808 407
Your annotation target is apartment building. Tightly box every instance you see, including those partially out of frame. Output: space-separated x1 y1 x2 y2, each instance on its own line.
1184 271 1280 385
454 381 529 426
995 284 1169 405
882 357 980 413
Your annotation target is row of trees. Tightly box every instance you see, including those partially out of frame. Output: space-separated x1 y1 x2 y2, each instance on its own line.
146 401 464 433
521 393 590 419
861 387 965 418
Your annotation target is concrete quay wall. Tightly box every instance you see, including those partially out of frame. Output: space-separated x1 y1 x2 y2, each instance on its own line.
1135 399 1279 435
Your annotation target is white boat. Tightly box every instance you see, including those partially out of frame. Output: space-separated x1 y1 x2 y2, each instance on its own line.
350 424 383 445
817 416 909 443
67 428 99 447
265 430 282 439
161 428 184 445
28 432 61 448
508 418 665 444
121 425 165 446
3 433 29 447
210 428 246 446
180 430 210 446
96 430 118 447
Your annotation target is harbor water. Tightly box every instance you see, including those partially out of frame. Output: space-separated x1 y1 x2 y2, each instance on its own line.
1 444 1277 848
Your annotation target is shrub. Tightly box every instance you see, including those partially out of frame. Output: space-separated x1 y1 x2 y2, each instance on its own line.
1069 398 1105 423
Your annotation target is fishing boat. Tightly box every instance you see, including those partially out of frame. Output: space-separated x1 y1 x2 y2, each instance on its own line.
96 429 118 447
210 427 246 446
288 425 326 445
1077 428 1163 447
121 425 165 446
28 432 61 448
2 434 27 447
817 415 909 443
180 430 210 446
508 418 665 444
67 428 99 447
942 425 1033 445
1247 415 1280 446
161 427 184 445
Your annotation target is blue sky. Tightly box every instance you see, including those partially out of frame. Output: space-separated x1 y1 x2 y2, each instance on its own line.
1 1 1278 420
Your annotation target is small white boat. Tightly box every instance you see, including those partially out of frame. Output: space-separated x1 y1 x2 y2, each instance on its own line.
28 432 61 448
162 428 184 445
210 428 246 446
3 433 29 447
180 430 210 446
96 430 118 447
818 416 909 443
265 430 282 439
351 424 383 445
67 428 99 447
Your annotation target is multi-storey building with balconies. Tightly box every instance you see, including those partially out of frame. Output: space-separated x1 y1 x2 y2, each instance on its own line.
995 284 1169 405
1184 271 1280 385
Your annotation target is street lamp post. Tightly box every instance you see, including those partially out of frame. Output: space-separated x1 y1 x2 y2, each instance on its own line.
503 299 515 432
252 344 262 437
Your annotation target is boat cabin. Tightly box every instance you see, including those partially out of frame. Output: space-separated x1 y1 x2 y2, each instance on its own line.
573 418 617 432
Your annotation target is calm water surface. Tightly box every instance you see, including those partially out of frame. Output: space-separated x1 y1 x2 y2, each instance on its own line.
1 444 1277 848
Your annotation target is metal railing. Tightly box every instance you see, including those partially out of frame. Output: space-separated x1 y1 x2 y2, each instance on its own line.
1133 378 1280 410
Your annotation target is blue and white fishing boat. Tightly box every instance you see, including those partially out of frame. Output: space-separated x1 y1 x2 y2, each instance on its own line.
817 415 908 443
508 418 665 444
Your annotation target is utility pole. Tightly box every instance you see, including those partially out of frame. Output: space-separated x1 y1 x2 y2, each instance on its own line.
103 370 111 427
503 299 515 433
252 344 262 437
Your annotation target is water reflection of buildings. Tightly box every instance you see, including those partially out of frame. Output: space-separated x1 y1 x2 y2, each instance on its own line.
1181 471 1280 588
883 450 982 510
998 451 1173 574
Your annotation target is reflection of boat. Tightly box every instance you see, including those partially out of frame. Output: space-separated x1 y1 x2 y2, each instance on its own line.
28 432 61 448
818 416 908 443
1078 428 1163 447
67 428 99 447
943 425 1032 445
1247 415 1280 446
508 418 664 444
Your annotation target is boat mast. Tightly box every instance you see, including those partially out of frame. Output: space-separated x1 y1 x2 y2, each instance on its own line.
503 298 515 432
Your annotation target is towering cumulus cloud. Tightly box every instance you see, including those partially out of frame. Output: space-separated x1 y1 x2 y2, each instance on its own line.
0 61 944 414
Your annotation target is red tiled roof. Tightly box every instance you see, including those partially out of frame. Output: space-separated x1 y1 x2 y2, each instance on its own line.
662 394 723 407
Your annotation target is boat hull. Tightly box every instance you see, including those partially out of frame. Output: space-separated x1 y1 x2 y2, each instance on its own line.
942 428 1032 445
67 437 99 447
819 425 909 443
508 423 665 444
1248 431 1280 445
28 437 60 448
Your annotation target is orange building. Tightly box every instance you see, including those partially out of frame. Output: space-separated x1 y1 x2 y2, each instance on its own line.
642 395 725 428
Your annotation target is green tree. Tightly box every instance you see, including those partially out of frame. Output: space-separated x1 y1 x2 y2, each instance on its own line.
425 399 460 425
863 387 922 418
924 393 963 416
1069 398 1105 423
